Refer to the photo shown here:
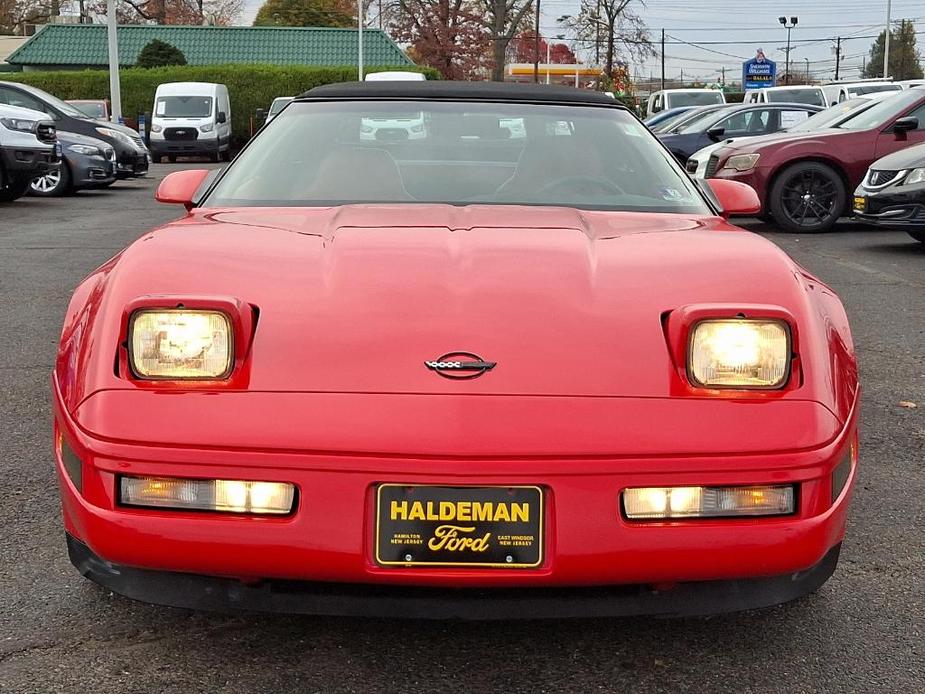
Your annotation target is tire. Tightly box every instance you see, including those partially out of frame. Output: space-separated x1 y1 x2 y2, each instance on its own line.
0 171 31 202
167 155 177 163
29 164 71 197
768 161 846 233
220 148 232 162
908 231 925 244
208 150 219 163
151 154 162 164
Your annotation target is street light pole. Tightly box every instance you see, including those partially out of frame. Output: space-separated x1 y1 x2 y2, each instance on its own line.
534 0 541 83
358 0 364 81
804 57 810 82
883 0 892 79
779 16 798 85
106 0 121 123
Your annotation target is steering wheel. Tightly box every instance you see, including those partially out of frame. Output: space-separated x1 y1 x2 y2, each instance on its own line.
533 175 625 199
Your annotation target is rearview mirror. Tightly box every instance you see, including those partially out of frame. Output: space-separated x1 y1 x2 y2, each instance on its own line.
706 126 726 141
892 116 918 134
217 111 227 124
707 179 761 218
155 169 211 210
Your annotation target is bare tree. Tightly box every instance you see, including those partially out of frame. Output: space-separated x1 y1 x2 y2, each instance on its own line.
479 0 533 81
566 0 652 79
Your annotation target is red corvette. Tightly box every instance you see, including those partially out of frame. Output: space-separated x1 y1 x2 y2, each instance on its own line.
54 82 859 618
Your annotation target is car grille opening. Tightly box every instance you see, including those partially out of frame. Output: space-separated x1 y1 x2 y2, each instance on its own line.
705 155 720 178
164 128 198 141
866 169 903 187
36 123 56 144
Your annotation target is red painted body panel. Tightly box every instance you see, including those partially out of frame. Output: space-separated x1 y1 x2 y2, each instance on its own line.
54 202 860 592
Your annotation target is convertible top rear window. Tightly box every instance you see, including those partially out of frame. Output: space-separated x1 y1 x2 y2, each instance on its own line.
203 100 709 214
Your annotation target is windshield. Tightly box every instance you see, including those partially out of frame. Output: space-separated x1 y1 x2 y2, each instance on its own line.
649 110 693 133
204 100 709 215
269 98 293 116
674 107 732 134
70 101 106 118
836 89 925 130
848 84 902 96
766 88 825 106
788 99 872 131
667 91 724 108
155 96 213 118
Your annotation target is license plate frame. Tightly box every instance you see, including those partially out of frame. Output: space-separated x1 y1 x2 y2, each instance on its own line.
375 484 544 568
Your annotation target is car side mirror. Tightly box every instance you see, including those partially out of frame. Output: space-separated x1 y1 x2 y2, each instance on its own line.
892 116 918 135
707 179 761 218
217 111 227 124
255 108 267 122
707 126 726 141
155 169 211 210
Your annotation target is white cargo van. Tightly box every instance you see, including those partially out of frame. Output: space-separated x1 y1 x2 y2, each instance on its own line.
646 89 725 115
149 82 231 163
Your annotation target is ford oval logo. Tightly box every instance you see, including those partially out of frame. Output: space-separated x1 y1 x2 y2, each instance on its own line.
424 351 496 380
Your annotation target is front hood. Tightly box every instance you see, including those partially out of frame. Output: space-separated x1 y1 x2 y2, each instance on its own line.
0 103 49 121
870 140 925 170
720 127 849 155
58 130 109 148
90 205 809 398
92 118 142 138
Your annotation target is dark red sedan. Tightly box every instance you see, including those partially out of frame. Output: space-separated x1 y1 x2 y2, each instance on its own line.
709 88 925 232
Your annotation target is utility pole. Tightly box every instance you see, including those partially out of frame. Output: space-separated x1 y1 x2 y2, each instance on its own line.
680 67 684 86
660 29 665 90
595 0 601 66
721 66 725 85
106 0 122 123
834 36 841 80
883 0 892 78
533 0 541 83
358 0 364 80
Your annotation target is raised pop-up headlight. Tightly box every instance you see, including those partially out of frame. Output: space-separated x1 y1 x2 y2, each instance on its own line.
120 476 295 514
688 319 790 388
623 485 794 520
129 309 232 379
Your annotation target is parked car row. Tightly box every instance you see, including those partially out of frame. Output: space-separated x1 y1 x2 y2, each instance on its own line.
0 80 150 201
642 86 925 243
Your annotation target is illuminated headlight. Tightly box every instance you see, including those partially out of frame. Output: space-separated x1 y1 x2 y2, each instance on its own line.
688 319 791 388
129 309 232 379
623 485 795 519
723 153 760 172
120 476 295 514
904 168 925 185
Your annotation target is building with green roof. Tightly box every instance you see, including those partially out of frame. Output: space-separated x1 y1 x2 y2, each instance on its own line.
6 24 413 72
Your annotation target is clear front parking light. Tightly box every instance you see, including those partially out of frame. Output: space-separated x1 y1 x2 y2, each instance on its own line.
623 485 795 520
120 476 295 514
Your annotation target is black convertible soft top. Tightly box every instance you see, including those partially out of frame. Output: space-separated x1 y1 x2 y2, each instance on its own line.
299 80 626 108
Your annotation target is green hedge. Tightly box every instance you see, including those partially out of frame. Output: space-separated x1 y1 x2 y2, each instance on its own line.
4 63 438 146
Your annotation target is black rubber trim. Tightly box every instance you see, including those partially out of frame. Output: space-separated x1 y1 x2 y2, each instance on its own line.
66 534 840 620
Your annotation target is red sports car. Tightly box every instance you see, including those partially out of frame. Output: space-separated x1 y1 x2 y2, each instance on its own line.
54 82 859 619
708 87 925 232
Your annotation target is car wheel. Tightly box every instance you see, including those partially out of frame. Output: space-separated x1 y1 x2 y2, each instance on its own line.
151 155 162 164
769 161 846 233
0 171 31 202
908 231 925 244
29 165 71 197
167 155 177 163
220 149 232 162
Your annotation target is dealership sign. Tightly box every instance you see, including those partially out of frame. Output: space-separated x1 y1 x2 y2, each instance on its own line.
743 49 777 90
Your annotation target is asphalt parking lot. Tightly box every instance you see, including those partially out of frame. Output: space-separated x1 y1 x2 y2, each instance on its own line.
0 165 922 693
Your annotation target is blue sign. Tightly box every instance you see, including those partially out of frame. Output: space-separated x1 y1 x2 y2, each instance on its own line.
743 49 777 90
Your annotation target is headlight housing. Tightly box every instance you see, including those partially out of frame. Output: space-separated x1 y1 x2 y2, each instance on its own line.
199 123 214 132
67 143 101 156
95 126 133 146
0 117 38 133
688 319 791 389
723 153 761 172
129 309 233 379
904 167 925 186
150 124 163 133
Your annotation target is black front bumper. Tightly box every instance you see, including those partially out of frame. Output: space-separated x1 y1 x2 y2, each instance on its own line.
115 151 149 178
1 144 58 177
66 534 841 620
854 187 925 229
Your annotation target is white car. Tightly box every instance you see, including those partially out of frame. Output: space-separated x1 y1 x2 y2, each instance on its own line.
822 81 902 106
0 103 58 201
743 86 826 107
645 89 725 115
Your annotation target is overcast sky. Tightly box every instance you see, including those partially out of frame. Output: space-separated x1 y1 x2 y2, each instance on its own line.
240 0 923 85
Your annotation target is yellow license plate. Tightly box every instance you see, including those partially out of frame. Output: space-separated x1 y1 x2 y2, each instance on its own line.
853 196 867 212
